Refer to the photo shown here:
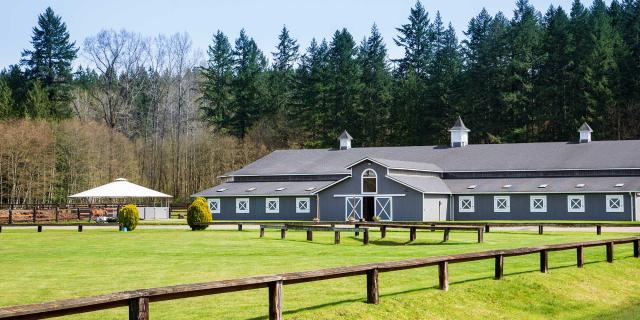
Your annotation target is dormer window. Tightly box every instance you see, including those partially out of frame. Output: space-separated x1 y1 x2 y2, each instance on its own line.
275 187 286 191
216 188 227 192
538 184 548 189
305 187 316 191
615 183 624 188
502 185 512 189
246 187 256 192
576 184 585 188
467 185 477 190
362 169 377 194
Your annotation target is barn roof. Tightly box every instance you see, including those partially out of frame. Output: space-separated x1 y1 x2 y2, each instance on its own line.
227 140 640 176
192 180 336 197
445 176 640 194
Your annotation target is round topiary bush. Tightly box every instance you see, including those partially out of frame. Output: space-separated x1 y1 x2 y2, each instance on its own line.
187 197 212 231
117 204 139 231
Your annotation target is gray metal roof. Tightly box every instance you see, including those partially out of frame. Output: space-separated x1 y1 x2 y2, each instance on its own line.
446 176 640 194
449 116 470 131
192 180 335 197
387 174 452 194
578 123 593 132
347 157 443 172
229 140 640 176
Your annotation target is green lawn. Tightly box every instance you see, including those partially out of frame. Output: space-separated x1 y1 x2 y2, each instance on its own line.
1 228 639 319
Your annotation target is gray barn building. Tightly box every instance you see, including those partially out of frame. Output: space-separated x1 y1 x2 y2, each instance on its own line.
193 119 640 221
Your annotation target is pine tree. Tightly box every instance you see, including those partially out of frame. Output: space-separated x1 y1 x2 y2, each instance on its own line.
24 80 50 118
358 24 392 146
200 31 234 132
0 79 13 118
21 7 78 119
394 1 435 77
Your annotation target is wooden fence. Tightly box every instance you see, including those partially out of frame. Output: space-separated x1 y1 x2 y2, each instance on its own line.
0 236 637 320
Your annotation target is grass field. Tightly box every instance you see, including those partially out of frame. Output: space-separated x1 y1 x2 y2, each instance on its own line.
1 227 640 319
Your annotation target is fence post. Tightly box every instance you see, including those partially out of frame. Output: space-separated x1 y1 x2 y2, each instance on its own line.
128 297 149 320
540 250 548 273
268 281 283 320
363 229 369 245
37 225 43 233
495 255 504 280
334 231 341 245
366 268 379 304
606 242 614 263
380 226 386 239
354 223 359 237
260 226 265 238
55 206 59 222
8 204 12 224
78 225 83 232
76 207 81 220
306 229 313 241
238 223 243 231
577 246 584 268
438 261 449 291
280 228 286 240
33 206 37 222
443 228 450 242
596 225 602 235
409 227 416 242
485 224 490 233
477 228 484 243
634 239 639 258
538 225 544 235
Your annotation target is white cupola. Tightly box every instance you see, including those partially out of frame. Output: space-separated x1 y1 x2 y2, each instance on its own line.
339 131 353 150
449 116 470 147
578 122 593 143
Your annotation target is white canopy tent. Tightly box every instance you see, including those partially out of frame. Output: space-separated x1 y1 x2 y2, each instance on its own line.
69 178 173 219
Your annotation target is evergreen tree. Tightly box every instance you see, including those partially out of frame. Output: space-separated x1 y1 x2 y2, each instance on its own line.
358 24 392 146
21 7 78 119
24 80 50 118
230 29 268 138
200 31 235 132
394 1 434 77
0 79 13 118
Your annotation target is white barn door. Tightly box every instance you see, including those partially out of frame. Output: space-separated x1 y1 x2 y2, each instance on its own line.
375 197 392 221
345 197 362 220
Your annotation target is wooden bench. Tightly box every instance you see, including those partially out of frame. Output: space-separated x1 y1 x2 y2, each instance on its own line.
355 223 484 243
259 224 370 245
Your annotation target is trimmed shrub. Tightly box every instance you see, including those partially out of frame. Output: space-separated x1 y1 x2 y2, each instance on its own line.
187 197 212 231
117 204 139 231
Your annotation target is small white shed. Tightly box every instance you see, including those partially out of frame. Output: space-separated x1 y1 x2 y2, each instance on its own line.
69 178 173 219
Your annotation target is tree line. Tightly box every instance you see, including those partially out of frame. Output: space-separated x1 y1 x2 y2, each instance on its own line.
1 0 639 203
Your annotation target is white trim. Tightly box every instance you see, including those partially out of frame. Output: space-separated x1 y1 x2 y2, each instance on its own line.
311 176 351 194
493 196 511 213
567 195 585 213
606 195 624 213
530 195 547 213
265 198 279 214
296 197 311 213
334 194 406 198
236 198 250 214
207 198 221 214
458 196 475 213
374 196 393 221
361 169 378 194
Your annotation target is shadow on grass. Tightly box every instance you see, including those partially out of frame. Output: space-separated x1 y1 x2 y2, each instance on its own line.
245 255 635 320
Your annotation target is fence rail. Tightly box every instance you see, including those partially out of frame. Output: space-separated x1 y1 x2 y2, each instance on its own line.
0 236 638 320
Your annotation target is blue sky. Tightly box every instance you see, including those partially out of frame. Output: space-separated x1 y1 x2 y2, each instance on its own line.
2 0 597 68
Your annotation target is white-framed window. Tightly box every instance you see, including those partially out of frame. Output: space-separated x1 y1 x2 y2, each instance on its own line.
207 198 220 214
459 196 475 213
567 195 585 213
530 195 547 213
606 195 624 213
494 196 510 213
296 198 310 213
236 198 250 213
265 198 279 213
361 169 377 194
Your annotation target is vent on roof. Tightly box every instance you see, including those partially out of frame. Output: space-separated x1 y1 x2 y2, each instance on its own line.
467 185 477 189
503 184 512 189
305 187 316 191
246 187 256 192
615 183 625 187
216 188 227 192
538 184 548 189
275 187 286 191
576 184 585 188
